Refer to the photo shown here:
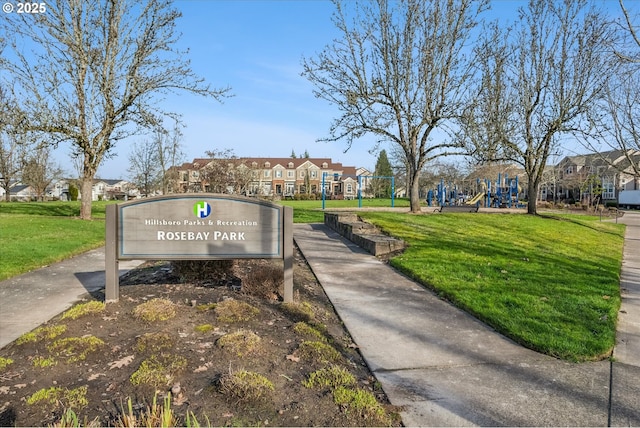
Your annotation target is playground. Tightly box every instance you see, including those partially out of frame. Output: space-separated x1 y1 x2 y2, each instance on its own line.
427 173 525 209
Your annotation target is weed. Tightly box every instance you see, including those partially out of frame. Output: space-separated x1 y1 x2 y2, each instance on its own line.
216 330 262 357
136 332 174 353
51 408 101 427
293 321 327 342
333 386 390 426
296 340 342 364
16 325 67 345
133 298 177 322
280 301 315 323
303 365 357 389
47 336 105 363
196 303 217 312
32 356 57 368
27 386 88 410
0 357 13 371
130 354 187 388
214 299 260 323
218 369 274 403
115 393 177 428
61 301 105 320
194 324 215 334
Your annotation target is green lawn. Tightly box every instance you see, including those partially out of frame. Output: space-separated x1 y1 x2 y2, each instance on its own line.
358 212 625 361
0 201 111 280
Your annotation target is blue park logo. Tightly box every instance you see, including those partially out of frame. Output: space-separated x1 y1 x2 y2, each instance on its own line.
193 201 211 218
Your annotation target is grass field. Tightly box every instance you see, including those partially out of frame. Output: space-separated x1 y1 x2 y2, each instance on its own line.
0 200 627 361
0 201 111 280
358 212 625 361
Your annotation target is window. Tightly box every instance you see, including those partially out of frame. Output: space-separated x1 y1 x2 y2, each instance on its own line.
264 170 271 178
311 170 318 179
275 170 282 178
288 162 294 168
346 183 353 193
287 170 294 178
300 171 305 178
602 176 615 199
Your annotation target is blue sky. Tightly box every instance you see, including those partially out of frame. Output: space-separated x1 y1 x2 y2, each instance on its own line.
83 0 637 179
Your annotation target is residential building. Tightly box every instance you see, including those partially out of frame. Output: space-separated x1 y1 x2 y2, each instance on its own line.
546 150 640 203
171 157 373 199
80 179 138 201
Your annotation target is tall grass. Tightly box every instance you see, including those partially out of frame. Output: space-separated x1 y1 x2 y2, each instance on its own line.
359 212 625 361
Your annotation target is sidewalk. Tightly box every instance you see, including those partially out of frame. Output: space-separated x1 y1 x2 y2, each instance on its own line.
0 249 141 349
293 213 640 426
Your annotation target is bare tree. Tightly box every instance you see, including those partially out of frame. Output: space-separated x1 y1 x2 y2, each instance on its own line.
128 138 160 197
459 0 615 214
21 145 64 201
0 88 28 202
616 0 640 63
600 1 640 179
302 0 488 212
156 123 184 195
1 0 230 219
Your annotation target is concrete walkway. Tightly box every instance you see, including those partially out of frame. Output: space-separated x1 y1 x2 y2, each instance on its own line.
294 213 640 426
1 213 639 426
0 249 141 349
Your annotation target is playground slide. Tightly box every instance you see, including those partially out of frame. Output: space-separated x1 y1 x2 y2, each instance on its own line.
465 192 485 205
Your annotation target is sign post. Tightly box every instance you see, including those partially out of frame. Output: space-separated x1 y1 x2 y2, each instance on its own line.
105 194 294 303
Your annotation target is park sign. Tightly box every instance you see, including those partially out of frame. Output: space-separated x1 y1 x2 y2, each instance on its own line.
105 194 293 303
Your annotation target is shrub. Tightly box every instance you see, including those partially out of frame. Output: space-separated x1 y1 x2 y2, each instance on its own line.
218 370 274 402
296 341 342 365
130 355 187 388
216 330 262 357
133 298 177 322
241 261 283 299
303 365 356 389
172 260 235 284
214 299 260 323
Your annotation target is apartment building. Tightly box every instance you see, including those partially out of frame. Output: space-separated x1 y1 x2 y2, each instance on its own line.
543 150 640 203
172 157 373 199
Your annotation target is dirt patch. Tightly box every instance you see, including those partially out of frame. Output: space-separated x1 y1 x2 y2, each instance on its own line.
0 248 401 427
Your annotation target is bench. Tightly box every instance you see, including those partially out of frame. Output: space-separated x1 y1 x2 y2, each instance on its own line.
433 205 479 213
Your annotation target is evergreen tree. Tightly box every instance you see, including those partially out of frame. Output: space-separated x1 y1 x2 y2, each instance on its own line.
373 150 393 198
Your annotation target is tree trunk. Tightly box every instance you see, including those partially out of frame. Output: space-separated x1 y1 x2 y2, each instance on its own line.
80 176 94 220
409 169 422 213
527 179 539 215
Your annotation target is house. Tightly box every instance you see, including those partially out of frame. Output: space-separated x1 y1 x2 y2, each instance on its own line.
46 180 70 201
8 184 36 201
549 150 640 203
171 157 372 200
80 179 138 201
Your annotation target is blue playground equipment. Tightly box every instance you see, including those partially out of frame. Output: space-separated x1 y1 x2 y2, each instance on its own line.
427 173 523 209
